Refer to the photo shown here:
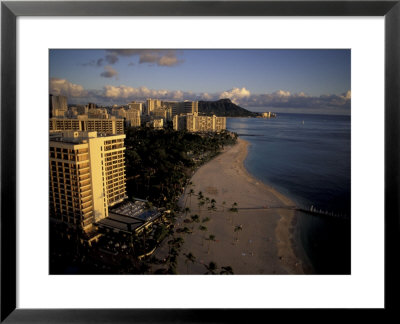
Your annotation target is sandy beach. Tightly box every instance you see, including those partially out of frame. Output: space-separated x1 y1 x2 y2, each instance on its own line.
155 138 311 274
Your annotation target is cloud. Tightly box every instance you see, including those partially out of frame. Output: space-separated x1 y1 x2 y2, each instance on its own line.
50 78 88 97
100 85 185 101
82 50 184 68
50 78 350 111
105 54 118 64
139 53 160 64
80 60 96 67
219 87 251 104
342 90 351 100
244 90 351 109
106 49 184 67
100 66 118 78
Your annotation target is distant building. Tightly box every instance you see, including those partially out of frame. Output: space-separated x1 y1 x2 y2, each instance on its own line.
146 98 162 116
184 101 198 114
76 105 88 115
261 112 276 118
153 106 172 122
111 107 127 119
49 116 124 135
128 102 143 115
125 108 141 127
49 131 127 233
163 100 198 117
50 94 68 117
173 112 226 132
88 108 109 119
173 114 186 131
151 118 164 129
66 107 79 118
87 102 97 110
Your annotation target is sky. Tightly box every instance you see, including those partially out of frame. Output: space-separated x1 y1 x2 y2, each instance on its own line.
49 49 351 114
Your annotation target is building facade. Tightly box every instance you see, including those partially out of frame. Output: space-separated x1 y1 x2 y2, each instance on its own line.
151 118 164 129
49 116 124 135
128 102 143 114
50 95 68 117
125 108 141 127
173 113 226 132
49 131 127 232
146 98 162 116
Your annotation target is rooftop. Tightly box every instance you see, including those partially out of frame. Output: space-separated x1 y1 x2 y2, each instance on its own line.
96 200 163 234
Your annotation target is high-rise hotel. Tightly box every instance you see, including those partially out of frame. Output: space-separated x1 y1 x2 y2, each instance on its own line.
173 112 226 132
49 131 127 233
49 115 124 135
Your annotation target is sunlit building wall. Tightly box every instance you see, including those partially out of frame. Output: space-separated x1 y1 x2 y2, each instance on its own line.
49 116 124 135
49 131 127 232
128 102 143 115
173 113 226 132
50 94 68 117
125 109 141 127
146 98 162 116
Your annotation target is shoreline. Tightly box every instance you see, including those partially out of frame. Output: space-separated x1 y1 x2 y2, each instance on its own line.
158 138 312 274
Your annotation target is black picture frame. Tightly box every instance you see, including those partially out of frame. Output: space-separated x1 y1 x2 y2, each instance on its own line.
1 0 399 322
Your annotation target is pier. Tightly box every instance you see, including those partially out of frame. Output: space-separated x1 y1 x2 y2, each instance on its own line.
236 205 349 220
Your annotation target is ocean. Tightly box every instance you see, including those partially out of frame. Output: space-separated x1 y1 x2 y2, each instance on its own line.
227 113 351 274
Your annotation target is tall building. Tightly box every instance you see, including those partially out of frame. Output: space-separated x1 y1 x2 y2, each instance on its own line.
50 95 68 117
49 116 124 135
49 131 127 232
111 107 127 119
87 103 97 110
128 102 143 115
88 108 109 119
76 105 88 115
173 114 187 131
125 108 141 127
146 99 161 116
173 113 226 132
184 101 198 114
153 106 172 122
162 101 181 117
163 100 198 117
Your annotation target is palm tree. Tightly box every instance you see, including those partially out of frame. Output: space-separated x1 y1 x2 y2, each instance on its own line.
184 207 191 217
199 225 207 246
204 261 218 274
181 227 192 235
206 234 216 254
229 202 239 224
184 252 196 274
198 199 205 213
205 197 210 209
191 214 200 223
234 225 243 243
220 266 234 275
209 199 217 213
202 216 210 224
188 189 195 206
173 237 185 249
190 214 200 232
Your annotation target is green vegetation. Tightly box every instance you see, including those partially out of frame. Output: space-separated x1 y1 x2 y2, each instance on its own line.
51 127 238 275
124 127 237 208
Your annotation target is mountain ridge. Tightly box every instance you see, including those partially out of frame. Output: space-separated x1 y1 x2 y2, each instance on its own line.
198 99 259 117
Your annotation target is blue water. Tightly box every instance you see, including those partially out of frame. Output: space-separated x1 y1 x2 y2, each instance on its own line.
227 113 351 274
